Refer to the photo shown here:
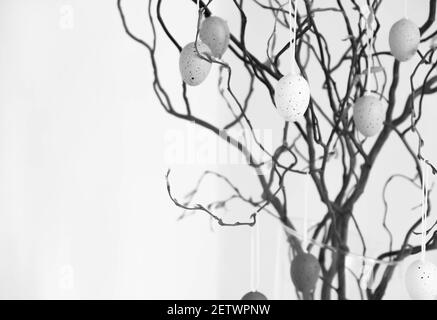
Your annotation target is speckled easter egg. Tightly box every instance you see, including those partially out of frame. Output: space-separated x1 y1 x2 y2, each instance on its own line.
199 16 230 58
389 18 420 62
179 42 212 86
241 291 268 300
352 95 384 137
405 260 437 300
290 253 321 294
274 73 310 122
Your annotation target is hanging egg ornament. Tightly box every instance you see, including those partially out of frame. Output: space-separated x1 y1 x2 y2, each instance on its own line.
199 16 230 58
389 18 420 62
290 253 321 295
179 42 212 86
241 291 268 300
405 260 437 300
352 94 384 137
274 73 310 122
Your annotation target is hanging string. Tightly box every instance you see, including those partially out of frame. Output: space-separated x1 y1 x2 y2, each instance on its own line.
255 221 261 290
404 0 408 19
365 5 374 94
424 166 429 255
250 222 261 292
289 0 298 74
302 171 310 251
420 161 425 261
421 162 429 262
197 0 201 32
194 0 201 42
250 225 256 292
273 226 283 299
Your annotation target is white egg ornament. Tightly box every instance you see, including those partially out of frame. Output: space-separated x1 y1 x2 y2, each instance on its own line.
274 73 310 122
199 16 230 58
405 260 437 300
352 95 384 137
389 18 420 62
290 253 321 295
241 291 268 300
179 42 212 86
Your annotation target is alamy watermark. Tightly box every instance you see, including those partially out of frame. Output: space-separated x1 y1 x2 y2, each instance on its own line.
164 124 275 167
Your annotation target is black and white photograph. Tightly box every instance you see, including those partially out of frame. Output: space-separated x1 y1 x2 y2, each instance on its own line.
1 0 437 306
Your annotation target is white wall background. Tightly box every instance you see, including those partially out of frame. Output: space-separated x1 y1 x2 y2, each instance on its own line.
0 0 221 299
0 0 436 300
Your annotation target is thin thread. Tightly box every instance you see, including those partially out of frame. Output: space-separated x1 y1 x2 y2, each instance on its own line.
365 6 374 94
274 227 283 299
421 162 429 262
255 221 261 290
424 167 429 255
195 0 201 39
289 0 298 74
404 0 408 19
250 226 256 292
303 171 310 251
420 161 425 261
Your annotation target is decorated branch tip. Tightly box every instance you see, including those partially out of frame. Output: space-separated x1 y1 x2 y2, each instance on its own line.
165 170 257 227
